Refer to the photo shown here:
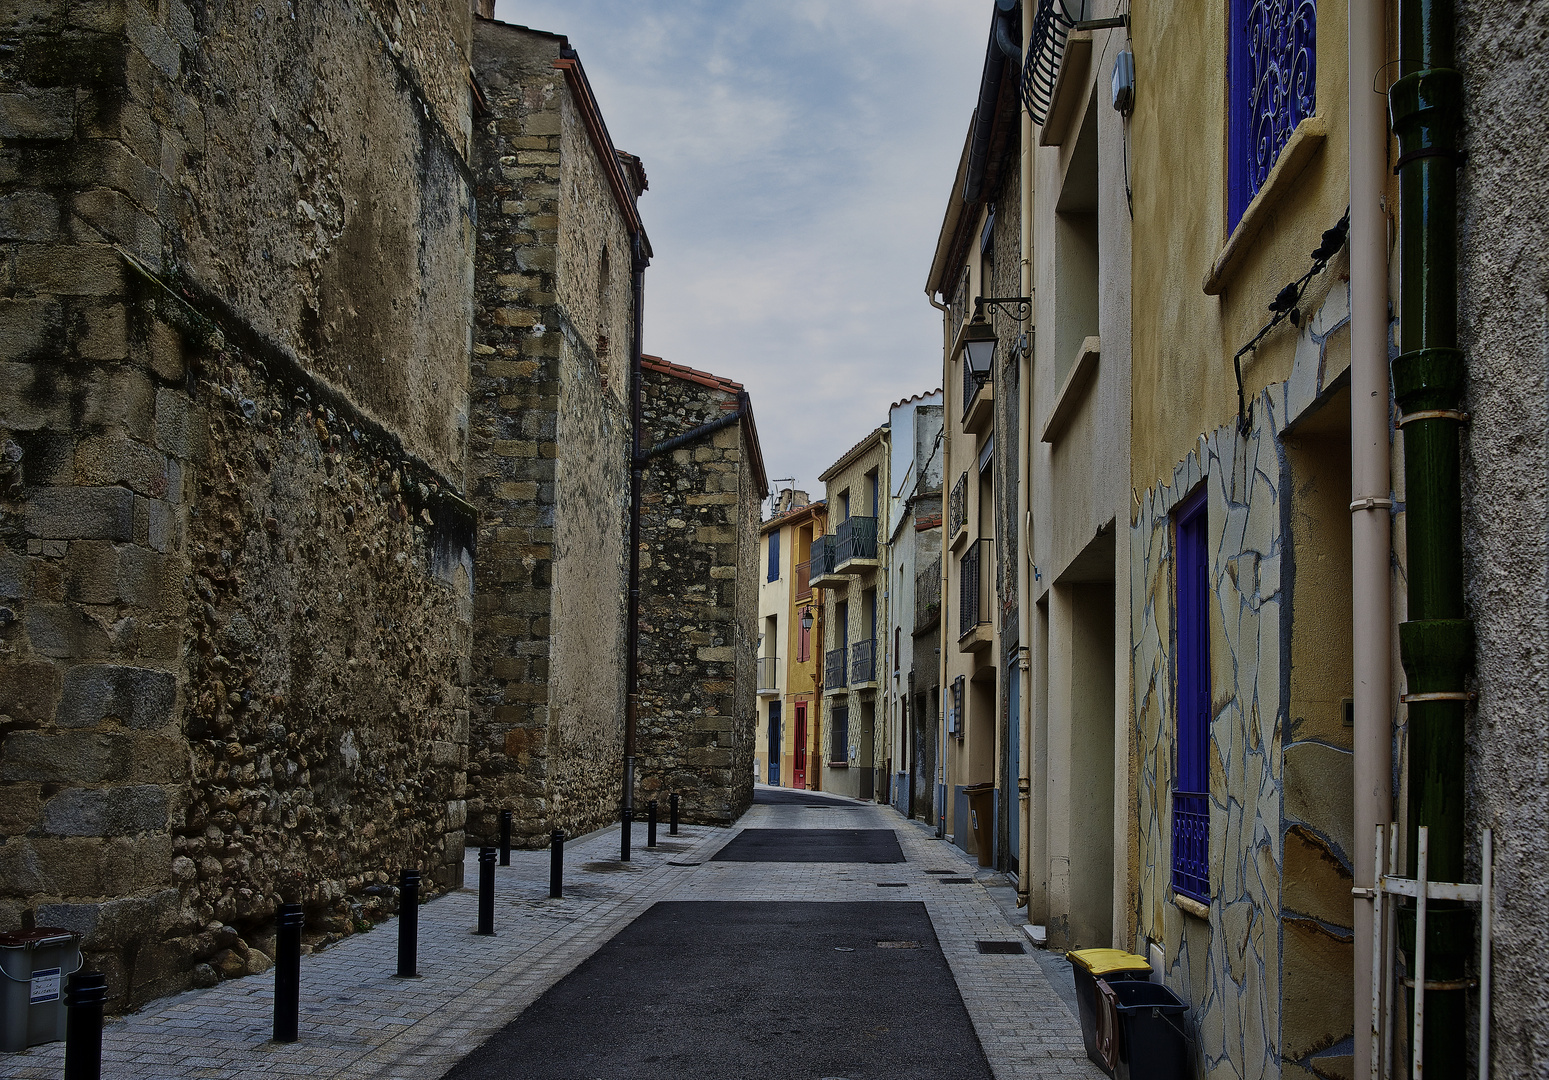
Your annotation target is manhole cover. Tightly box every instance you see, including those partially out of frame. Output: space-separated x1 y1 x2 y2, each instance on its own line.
876 940 923 949
937 877 973 884
976 940 1025 954
875 882 908 888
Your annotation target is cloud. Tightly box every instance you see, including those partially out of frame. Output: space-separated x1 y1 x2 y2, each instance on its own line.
494 0 986 500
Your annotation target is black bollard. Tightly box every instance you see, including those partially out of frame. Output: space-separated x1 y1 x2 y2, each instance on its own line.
475 846 496 935
549 829 565 899
62 971 107 1080
499 810 512 866
669 792 680 835
620 803 632 863
647 800 658 848
273 904 303 1043
395 869 421 978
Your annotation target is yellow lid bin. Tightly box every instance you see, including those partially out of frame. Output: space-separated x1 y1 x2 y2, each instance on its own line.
1068 948 1152 978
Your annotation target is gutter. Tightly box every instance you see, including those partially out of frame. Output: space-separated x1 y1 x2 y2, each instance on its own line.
963 0 1022 203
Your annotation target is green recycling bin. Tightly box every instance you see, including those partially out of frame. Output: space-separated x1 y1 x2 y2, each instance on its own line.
0 928 81 1051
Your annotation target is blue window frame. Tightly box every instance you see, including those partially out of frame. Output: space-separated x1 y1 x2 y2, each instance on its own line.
1172 487 1211 903
767 530 780 582
1228 0 1317 231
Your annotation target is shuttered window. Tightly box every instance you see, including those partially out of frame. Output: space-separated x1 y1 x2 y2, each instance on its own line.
767 530 780 582
1172 487 1211 903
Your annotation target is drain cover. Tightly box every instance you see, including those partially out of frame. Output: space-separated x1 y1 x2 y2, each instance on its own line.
937 877 973 884
924 869 956 874
976 940 1025 954
876 940 923 949
875 882 908 888
667 861 700 867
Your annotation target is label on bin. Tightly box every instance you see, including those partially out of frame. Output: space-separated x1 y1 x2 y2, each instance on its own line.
30 968 60 1004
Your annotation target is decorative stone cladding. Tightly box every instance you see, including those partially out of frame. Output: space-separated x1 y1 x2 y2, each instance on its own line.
464 18 638 849
1457 4 1549 1074
1130 285 1360 1080
0 0 477 1010
634 357 765 826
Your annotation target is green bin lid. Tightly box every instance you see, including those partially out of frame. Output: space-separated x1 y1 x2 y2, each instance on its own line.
1067 948 1151 976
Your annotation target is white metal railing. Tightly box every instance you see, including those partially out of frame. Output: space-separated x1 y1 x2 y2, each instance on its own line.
1364 824 1493 1080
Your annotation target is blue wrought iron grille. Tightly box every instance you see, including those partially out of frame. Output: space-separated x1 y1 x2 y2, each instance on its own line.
1172 792 1211 901
1228 0 1317 231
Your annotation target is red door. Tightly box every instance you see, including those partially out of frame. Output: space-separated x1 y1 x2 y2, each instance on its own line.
793 704 808 789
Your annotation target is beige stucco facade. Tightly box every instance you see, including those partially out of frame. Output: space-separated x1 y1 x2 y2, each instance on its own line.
755 499 825 790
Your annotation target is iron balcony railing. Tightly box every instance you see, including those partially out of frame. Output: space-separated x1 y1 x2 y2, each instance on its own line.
810 535 836 578
959 537 992 638
834 516 878 565
851 637 876 685
963 353 981 419
916 557 942 633
949 473 968 538
825 646 848 689
757 656 780 693
795 559 812 600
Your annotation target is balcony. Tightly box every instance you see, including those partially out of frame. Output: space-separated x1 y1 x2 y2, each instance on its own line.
948 472 968 550
809 534 846 588
962 357 993 434
795 559 812 601
850 637 878 690
834 516 880 571
824 646 848 695
915 557 941 636
958 537 993 652
757 656 780 697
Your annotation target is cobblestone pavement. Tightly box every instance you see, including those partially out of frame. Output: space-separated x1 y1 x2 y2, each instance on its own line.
3 792 1101 1080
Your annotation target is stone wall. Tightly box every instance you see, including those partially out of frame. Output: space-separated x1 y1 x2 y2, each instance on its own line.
1457 3 1549 1074
1129 285 1357 1080
634 360 760 826
1 0 475 1010
465 19 634 848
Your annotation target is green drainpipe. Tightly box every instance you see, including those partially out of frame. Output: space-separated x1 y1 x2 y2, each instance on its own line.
1390 0 1472 1072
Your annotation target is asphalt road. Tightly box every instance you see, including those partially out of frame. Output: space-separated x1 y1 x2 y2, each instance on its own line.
751 788 857 807
442 900 993 1080
711 829 905 864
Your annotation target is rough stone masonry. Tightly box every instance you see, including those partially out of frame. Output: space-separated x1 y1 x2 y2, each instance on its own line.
0 0 478 1009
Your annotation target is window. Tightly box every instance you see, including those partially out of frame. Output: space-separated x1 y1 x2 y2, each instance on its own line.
830 705 849 764
1228 0 1317 231
949 675 965 738
1172 487 1211 903
839 489 850 521
767 530 780 583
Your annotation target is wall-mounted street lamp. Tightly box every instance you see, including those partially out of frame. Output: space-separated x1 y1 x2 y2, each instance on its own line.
952 296 1032 385
800 607 814 633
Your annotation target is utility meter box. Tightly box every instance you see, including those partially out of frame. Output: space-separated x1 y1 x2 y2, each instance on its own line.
0 928 81 1051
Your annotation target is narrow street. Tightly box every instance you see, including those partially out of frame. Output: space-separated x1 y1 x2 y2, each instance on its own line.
4 790 1099 1080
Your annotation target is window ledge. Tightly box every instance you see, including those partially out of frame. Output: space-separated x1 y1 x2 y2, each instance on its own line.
1040 336 1101 444
1202 115 1329 297
1039 30 1093 147
1172 892 1209 920
827 762 849 769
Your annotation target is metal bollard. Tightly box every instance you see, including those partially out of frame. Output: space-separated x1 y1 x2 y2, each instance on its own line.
647 800 658 848
63 971 107 1080
550 829 565 899
273 904 303 1043
395 869 420 978
499 810 512 866
620 803 632 863
669 792 680 835
475 846 496 935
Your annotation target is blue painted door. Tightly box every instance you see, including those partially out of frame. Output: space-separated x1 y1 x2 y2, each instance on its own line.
768 701 781 785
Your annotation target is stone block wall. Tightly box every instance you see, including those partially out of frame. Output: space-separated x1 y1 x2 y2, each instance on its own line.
634 359 761 826
465 19 633 848
1 0 476 1009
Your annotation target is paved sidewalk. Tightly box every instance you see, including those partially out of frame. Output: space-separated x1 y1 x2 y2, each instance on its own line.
2 793 1100 1080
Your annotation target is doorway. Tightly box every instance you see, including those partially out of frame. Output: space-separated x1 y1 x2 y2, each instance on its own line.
767 701 781 786
794 703 808 789
859 700 876 800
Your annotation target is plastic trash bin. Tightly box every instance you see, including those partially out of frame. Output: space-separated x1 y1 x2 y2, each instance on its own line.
1068 948 1152 1076
964 782 995 867
1104 978 1190 1080
0 928 81 1051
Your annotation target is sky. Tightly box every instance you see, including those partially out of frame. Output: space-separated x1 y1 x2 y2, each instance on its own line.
492 0 990 508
